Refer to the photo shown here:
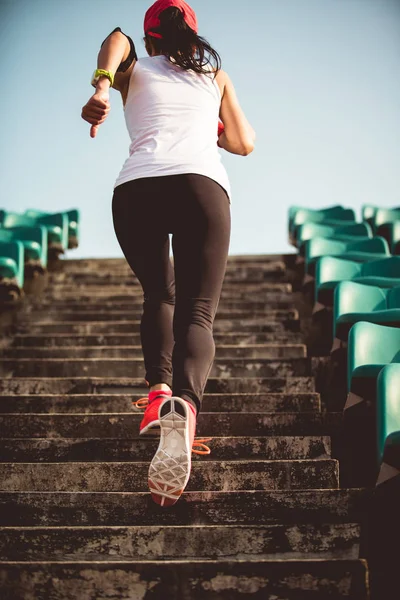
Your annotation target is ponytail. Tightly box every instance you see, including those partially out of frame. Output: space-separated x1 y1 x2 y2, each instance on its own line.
145 7 221 76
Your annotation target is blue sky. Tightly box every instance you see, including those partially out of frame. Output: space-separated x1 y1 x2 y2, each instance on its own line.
1 0 399 259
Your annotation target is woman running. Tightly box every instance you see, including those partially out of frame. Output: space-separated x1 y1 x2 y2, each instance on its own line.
81 0 255 507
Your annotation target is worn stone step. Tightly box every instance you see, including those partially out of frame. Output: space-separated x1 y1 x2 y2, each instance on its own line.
14 318 300 335
25 298 295 311
48 265 286 285
0 376 315 395
9 332 303 348
0 435 330 463
1 344 307 360
0 488 366 526
0 559 370 599
0 357 310 378
0 392 320 414
17 309 299 323
0 523 360 561
0 459 339 492
0 412 341 438
59 255 290 268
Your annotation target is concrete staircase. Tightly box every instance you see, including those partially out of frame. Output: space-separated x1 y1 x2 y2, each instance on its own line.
0 255 370 599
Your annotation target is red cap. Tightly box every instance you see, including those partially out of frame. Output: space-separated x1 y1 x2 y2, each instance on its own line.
144 0 198 39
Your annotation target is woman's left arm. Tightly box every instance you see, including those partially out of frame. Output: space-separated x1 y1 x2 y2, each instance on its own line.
81 30 135 138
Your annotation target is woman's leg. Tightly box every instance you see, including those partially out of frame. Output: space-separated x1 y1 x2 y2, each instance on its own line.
169 174 231 415
111 178 175 390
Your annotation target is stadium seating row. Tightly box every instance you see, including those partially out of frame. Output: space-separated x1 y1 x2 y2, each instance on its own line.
289 204 400 484
0 209 80 302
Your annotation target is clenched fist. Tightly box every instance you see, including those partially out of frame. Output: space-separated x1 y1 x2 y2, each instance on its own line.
81 91 111 138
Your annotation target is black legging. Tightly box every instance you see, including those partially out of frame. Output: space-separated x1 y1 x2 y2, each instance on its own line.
112 173 231 415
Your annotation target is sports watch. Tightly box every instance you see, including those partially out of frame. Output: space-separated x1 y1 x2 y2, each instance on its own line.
91 69 114 88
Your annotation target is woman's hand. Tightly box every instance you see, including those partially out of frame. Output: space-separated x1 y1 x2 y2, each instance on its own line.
81 90 111 138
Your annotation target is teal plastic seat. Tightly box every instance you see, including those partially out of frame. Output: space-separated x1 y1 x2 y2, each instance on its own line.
0 211 67 256
376 364 400 482
334 282 400 341
296 222 372 252
0 240 24 292
0 226 48 269
347 322 400 395
305 236 390 276
289 207 356 244
376 221 400 254
288 205 347 236
315 255 400 307
24 208 79 249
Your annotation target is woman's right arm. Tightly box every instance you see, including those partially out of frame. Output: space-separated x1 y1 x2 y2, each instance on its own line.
216 70 255 156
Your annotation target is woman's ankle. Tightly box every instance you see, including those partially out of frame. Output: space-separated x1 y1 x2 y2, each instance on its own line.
149 383 172 393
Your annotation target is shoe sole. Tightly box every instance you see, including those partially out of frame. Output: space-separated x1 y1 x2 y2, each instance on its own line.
148 396 193 507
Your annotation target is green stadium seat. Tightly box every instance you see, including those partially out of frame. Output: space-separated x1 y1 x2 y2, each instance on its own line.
24 209 79 250
347 321 400 401
296 222 372 253
0 226 48 273
376 221 400 254
289 207 356 244
315 256 400 306
0 240 24 300
0 211 68 259
334 282 400 342
288 204 346 234
342 322 400 487
304 236 390 277
376 364 400 486
362 205 400 231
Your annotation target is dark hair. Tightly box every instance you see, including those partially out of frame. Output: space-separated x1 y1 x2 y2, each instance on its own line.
144 7 221 76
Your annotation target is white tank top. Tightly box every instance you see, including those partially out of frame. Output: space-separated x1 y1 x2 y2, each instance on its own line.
114 55 231 200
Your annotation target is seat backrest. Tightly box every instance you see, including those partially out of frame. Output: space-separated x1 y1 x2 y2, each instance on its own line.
361 256 400 277
288 205 345 233
348 322 400 389
315 256 362 286
291 208 356 235
0 230 14 243
377 364 400 463
387 286 400 309
334 282 388 328
374 208 400 229
3 213 36 228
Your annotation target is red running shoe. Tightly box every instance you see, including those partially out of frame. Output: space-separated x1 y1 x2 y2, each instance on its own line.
133 389 173 436
148 396 212 506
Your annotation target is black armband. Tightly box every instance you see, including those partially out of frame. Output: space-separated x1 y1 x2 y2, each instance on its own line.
100 27 137 73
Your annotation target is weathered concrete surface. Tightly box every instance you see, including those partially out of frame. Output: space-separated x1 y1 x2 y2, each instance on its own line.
14 318 300 335
0 559 370 600
0 459 339 492
8 332 304 347
0 356 311 378
0 392 320 414
0 376 316 395
0 435 330 463
0 523 361 561
0 412 342 438
0 489 367 527
0 254 370 598
0 343 307 360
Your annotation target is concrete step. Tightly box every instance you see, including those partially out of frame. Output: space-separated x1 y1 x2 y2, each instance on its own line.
0 392 320 413
0 559 370 599
0 523 361 561
1 344 307 360
0 459 339 492
0 435 330 462
14 318 300 335
0 488 366 526
0 376 315 395
17 309 299 323
0 412 341 438
9 332 303 347
0 357 311 378
47 264 286 285
43 283 293 299
25 298 296 311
